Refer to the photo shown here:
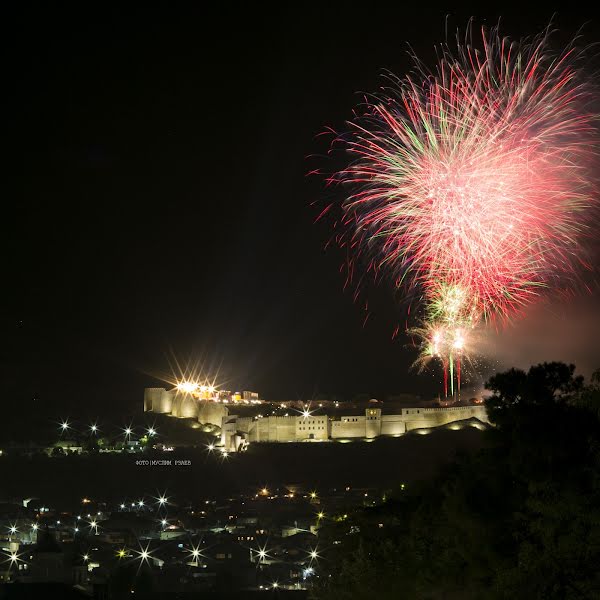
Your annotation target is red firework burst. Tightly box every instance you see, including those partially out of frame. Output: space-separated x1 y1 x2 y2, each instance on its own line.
331 25 597 326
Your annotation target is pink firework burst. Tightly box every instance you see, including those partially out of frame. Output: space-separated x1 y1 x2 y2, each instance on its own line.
331 25 598 327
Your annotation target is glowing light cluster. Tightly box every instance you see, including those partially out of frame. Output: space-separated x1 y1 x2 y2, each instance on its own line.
326 25 597 393
176 381 216 394
173 380 261 404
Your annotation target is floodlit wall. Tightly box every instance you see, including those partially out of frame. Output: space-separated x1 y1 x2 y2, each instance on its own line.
235 416 253 434
295 416 329 441
365 408 382 438
261 416 297 442
402 405 488 431
179 394 198 419
171 392 198 419
144 388 162 412
331 416 366 439
244 416 297 442
220 404 488 449
381 414 406 436
221 418 238 450
143 388 174 413
198 402 229 427
157 389 174 413
170 393 181 417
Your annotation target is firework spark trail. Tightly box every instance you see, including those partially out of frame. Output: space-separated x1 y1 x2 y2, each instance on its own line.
327 25 598 395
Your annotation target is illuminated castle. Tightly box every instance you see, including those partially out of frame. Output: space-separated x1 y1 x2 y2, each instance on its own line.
144 384 489 453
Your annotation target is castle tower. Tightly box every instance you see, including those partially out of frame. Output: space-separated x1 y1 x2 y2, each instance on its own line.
365 408 382 439
143 388 174 413
198 401 229 427
144 388 163 412
158 389 174 413
172 392 198 419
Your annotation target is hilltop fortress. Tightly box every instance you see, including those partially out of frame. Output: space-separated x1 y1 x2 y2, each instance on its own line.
144 387 489 452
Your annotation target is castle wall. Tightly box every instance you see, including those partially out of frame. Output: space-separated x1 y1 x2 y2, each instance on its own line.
143 388 173 413
156 389 174 413
331 416 366 439
144 388 162 412
234 416 254 435
198 402 229 427
295 416 329 441
170 393 182 417
180 395 199 419
402 405 488 431
145 388 488 451
381 414 406 436
245 416 297 442
171 392 198 419
268 416 296 442
221 418 238 451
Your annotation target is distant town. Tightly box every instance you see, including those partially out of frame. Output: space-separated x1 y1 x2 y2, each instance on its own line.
0 480 387 595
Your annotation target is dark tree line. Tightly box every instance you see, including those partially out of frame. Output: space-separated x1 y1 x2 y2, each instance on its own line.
313 363 600 600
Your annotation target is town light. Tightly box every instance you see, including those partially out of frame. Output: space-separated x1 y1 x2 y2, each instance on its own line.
135 542 154 565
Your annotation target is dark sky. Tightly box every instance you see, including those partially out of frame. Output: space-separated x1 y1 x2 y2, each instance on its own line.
4 5 600 415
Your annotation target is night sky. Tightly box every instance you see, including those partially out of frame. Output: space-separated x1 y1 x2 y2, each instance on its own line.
4 6 600 416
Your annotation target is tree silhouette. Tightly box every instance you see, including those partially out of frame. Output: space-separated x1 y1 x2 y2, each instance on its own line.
312 363 600 600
